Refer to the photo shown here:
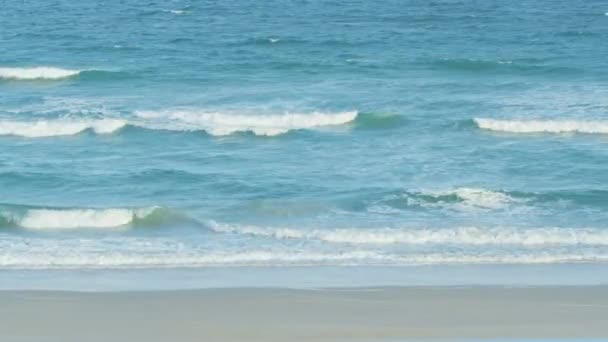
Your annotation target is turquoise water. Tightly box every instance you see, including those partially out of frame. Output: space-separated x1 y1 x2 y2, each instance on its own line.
1 1 608 281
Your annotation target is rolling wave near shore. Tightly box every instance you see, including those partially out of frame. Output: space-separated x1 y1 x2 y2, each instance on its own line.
2 202 608 247
0 206 175 230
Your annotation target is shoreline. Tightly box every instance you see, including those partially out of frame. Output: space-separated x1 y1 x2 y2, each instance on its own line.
1 286 607 341
3 264 608 291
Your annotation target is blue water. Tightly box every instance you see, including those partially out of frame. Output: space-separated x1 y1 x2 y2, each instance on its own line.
1 0 608 286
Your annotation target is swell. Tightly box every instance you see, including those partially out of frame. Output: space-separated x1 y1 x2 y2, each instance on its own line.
0 205 186 230
474 118 608 134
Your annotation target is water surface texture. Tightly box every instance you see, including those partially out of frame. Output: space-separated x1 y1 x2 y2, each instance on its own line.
1 1 608 275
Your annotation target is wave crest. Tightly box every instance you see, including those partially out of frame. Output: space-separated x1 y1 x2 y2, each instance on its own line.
0 119 126 137
1 207 164 229
474 118 608 134
378 187 519 211
134 110 358 136
0 67 82 80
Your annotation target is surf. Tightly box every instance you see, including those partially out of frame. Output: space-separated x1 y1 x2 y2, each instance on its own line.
0 119 127 138
207 221 608 246
133 110 359 136
0 206 179 230
474 118 608 134
0 67 82 80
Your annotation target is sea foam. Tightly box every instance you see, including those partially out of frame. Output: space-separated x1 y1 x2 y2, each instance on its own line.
376 187 520 212
208 222 608 246
424 187 516 210
0 119 126 137
474 118 608 134
0 67 82 80
1 247 605 268
134 110 358 136
12 208 157 229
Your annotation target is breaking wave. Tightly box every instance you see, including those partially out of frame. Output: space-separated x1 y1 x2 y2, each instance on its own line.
134 110 359 136
0 119 126 138
0 206 174 230
377 187 520 211
0 111 406 138
474 118 608 134
0 67 82 80
208 221 608 246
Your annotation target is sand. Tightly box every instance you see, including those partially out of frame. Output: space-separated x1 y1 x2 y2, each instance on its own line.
1 286 607 341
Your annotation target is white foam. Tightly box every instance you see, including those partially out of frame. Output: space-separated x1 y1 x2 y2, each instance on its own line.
433 187 516 209
0 67 82 80
208 222 608 246
134 110 358 136
17 208 155 229
0 119 126 137
1 247 606 269
474 118 608 134
392 187 518 210
0 247 386 269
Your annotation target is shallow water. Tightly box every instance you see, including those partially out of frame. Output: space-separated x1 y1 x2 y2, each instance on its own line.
1 1 608 277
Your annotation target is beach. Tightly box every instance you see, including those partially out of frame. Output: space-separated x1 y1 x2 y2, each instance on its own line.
1 286 607 342
2 1 608 341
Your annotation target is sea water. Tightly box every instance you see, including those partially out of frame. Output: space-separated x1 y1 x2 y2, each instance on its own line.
1 0 608 289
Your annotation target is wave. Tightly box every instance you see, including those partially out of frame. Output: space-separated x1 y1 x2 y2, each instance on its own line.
2 249 607 269
474 118 608 134
208 222 608 246
0 67 82 80
134 110 358 136
0 206 173 230
410 187 516 210
0 111 403 138
0 119 126 137
376 187 520 211
0 250 388 269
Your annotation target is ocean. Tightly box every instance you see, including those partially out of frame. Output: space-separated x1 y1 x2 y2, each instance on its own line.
1 0 608 289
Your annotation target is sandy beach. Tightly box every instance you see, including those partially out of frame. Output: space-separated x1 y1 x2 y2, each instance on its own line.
1 286 607 342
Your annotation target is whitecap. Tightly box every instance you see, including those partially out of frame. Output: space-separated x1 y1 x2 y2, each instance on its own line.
474 118 608 134
0 119 126 138
134 110 358 136
0 67 82 80
15 208 157 229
